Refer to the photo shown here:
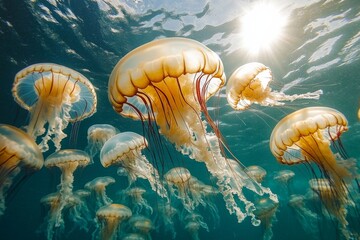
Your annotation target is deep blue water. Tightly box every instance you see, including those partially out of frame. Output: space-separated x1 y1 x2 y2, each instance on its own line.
0 0 360 239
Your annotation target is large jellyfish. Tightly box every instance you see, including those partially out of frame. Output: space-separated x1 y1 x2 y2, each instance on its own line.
85 176 115 210
108 37 276 223
94 203 132 240
288 194 319 240
85 124 119 159
270 107 358 238
100 131 167 199
0 124 43 216
226 62 322 110
44 149 90 230
12 63 97 152
253 197 279 240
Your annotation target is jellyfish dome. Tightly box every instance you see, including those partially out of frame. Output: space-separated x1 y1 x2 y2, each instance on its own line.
84 176 115 209
12 63 97 152
0 124 43 216
95 203 132 240
108 37 276 224
245 165 267 183
120 187 153 215
273 169 295 196
85 124 119 159
129 215 153 238
44 149 90 228
226 62 322 110
100 131 167 198
253 197 279 240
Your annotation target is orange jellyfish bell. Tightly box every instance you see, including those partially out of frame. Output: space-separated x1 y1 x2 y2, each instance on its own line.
12 63 97 152
226 62 322 110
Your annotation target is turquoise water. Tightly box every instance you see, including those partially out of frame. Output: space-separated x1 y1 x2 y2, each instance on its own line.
0 0 360 239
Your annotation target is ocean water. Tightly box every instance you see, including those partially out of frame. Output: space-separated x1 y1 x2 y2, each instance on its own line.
0 0 360 239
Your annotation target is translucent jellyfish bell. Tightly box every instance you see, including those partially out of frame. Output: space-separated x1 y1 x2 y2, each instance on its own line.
120 187 153 215
129 215 153 239
100 131 167 199
253 197 279 240
108 37 276 224
85 124 119 159
245 165 267 183
84 176 115 210
226 62 322 110
0 124 43 216
95 203 132 240
273 169 295 197
12 63 97 152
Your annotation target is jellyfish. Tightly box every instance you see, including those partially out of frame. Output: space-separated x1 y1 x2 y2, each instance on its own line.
273 169 295 197
288 194 320 239
100 131 167 199
44 149 90 229
253 197 279 240
245 165 267 183
154 200 179 239
270 107 359 238
85 124 119 159
12 63 97 152
94 203 132 240
0 124 43 216
85 176 115 210
108 37 276 223
122 233 147 240
128 215 153 240
183 213 209 240
226 62 322 110
120 187 153 215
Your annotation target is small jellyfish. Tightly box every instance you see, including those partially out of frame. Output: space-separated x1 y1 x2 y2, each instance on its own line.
85 176 115 210
95 203 132 240
273 169 295 197
0 124 43 215
164 167 194 212
129 215 153 240
288 194 319 239
100 132 167 199
12 63 97 152
183 213 209 240
154 201 178 239
253 197 279 240
108 37 276 223
120 187 153 215
245 165 267 183
122 233 147 240
85 124 119 159
44 149 90 229
226 62 322 110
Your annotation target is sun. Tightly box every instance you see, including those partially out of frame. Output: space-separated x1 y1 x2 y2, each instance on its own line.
240 2 288 55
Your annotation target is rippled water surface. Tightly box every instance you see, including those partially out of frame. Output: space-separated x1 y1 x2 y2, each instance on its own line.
0 0 360 239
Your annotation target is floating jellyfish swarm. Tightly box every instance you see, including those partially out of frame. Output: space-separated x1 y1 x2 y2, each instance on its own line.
108 37 276 224
100 131 167 199
226 62 322 110
0 124 43 216
85 124 119 159
12 63 97 152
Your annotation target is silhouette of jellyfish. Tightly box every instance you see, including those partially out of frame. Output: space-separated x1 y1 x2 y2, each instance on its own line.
120 187 153 215
183 213 209 240
95 203 132 240
100 132 167 198
129 215 153 240
245 165 267 183
108 37 276 223
288 194 319 239
44 149 90 228
155 200 178 239
0 124 43 216
85 124 119 159
309 178 355 239
12 63 97 152
164 167 194 212
85 176 115 210
226 62 322 110
253 197 279 240
273 170 295 196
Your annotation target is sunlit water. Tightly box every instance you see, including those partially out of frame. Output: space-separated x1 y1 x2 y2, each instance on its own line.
0 0 360 239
